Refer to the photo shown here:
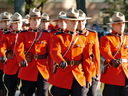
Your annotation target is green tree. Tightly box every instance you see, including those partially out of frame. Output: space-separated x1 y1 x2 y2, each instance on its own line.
7 0 48 15
101 0 128 25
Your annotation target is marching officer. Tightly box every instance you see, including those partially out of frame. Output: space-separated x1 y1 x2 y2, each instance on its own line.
77 10 100 96
100 12 128 96
48 11 67 73
0 12 23 96
15 8 51 96
48 7 92 96
0 13 6 96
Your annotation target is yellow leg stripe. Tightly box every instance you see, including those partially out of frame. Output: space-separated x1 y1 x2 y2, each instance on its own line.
18 79 22 90
100 83 105 96
2 73 8 96
49 84 53 96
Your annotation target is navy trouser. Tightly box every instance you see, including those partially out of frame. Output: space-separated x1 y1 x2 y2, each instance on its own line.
50 78 89 96
101 77 128 96
3 71 19 96
0 70 4 89
20 72 50 96
87 77 99 96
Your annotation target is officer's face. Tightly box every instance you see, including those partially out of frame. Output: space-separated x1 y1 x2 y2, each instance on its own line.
12 21 22 31
39 21 49 30
1 20 9 29
57 20 67 30
66 20 78 32
29 18 41 30
77 20 86 30
112 22 125 34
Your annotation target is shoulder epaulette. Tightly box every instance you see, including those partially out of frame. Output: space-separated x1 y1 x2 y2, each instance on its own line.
54 32 64 35
50 29 57 32
3 31 11 34
105 32 112 36
20 30 28 33
87 28 96 33
79 33 87 37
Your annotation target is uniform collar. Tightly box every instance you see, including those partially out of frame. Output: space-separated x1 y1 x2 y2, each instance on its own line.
30 28 39 32
112 30 123 36
13 30 20 34
58 28 65 32
77 28 86 34
67 30 76 35
3 29 9 31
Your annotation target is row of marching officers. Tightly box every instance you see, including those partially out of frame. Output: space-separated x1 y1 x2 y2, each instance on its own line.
0 7 128 96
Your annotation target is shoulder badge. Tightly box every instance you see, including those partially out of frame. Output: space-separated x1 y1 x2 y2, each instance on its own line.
20 30 28 33
3 31 11 34
54 32 64 35
87 28 96 33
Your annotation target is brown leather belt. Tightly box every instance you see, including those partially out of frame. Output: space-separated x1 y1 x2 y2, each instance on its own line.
66 60 82 66
33 54 47 60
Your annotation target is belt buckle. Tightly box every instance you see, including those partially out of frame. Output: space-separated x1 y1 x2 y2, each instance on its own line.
70 60 74 66
34 54 38 60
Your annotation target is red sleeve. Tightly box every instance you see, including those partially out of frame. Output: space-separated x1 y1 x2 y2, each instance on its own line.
0 34 7 57
100 36 114 64
15 33 26 64
50 34 65 65
93 32 100 75
83 45 92 82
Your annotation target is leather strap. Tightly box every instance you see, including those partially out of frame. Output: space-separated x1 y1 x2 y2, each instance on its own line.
25 30 43 55
63 33 79 57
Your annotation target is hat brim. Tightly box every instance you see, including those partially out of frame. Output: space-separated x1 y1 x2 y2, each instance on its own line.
41 19 50 22
52 18 65 22
107 21 128 24
78 17 92 20
59 16 85 20
10 19 27 23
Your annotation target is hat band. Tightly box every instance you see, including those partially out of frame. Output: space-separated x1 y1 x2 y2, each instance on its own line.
113 20 124 22
2 18 9 19
41 18 49 21
67 16 79 19
30 15 40 17
13 19 21 22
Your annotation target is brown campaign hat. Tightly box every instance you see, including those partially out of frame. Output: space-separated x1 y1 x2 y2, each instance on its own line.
29 8 41 18
11 12 24 23
78 9 91 20
1 12 11 21
53 11 66 22
59 7 85 20
41 13 49 21
107 12 128 24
